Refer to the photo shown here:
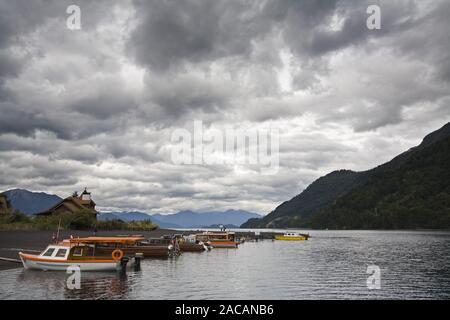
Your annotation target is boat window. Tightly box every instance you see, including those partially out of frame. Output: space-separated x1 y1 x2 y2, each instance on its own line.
72 247 83 257
42 248 55 257
55 248 67 258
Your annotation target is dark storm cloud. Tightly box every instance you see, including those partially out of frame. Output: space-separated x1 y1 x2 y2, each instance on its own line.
144 74 234 119
0 99 132 140
128 0 272 71
281 0 415 56
127 0 416 72
0 0 135 140
0 101 71 138
0 50 23 79
126 0 450 132
71 87 138 120
128 0 354 71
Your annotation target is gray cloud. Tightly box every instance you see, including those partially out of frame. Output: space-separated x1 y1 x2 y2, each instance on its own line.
128 0 279 71
0 0 449 214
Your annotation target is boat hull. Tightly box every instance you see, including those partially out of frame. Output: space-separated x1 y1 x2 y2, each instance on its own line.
179 243 206 252
274 235 307 241
208 241 239 248
19 253 119 271
96 246 170 258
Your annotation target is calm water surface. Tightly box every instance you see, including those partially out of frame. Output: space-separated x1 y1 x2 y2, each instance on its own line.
1 230 450 299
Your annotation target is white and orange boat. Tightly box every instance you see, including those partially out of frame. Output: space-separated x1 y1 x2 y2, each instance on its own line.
19 237 144 271
195 231 239 248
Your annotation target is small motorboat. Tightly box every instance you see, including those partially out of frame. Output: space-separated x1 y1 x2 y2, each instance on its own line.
19 237 144 271
274 232 309 241
195 231 239 248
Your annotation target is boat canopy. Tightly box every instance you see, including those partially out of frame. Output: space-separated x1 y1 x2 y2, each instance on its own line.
68 236 146 245
199 231 235 235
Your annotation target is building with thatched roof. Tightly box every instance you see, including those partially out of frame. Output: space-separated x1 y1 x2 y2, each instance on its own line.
38 188 97 218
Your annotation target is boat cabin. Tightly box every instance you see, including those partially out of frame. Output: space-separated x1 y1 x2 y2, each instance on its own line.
284 232 300 237
195 231 236 242
38 237 147 261
40 244 72 260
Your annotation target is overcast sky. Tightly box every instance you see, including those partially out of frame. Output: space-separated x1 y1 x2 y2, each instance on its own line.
0 0 449 214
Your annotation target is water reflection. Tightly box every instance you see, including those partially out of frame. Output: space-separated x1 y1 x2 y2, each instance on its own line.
14 269 136 300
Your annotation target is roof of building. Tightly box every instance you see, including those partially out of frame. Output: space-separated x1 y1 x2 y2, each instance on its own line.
37 195 97 215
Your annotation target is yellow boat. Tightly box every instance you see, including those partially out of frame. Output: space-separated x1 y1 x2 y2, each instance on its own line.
275 232 309 241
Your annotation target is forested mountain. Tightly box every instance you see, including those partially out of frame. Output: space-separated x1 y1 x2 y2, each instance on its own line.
310 136 450 229
1 189 61 215
242 122 450 229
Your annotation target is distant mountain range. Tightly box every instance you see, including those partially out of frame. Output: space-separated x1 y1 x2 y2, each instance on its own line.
97 211 182 228
242 122 450 229
151 210 261 228
0 188 261 228
98 210 261 228
1 189 61 215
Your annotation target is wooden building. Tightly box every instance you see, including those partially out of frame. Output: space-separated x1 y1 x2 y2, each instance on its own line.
38 188 97 218
0 194 10 215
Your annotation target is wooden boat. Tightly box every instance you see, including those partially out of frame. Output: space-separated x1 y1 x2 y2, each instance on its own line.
274 232 309 241
195 231 239 248
79 236 173 258
19 237 144 271
146 235 207 252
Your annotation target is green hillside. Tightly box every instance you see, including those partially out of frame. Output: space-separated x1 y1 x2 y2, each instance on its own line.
242 170 369 228
242 122 450 229
309 136 450 229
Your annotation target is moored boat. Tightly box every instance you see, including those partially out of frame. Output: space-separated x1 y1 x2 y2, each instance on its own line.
76 236 173 258
195 231 239 248
146 235 207 252
19 237 144 271
274 232 309 241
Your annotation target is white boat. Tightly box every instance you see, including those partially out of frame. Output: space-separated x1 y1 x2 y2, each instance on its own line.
19 237 142 271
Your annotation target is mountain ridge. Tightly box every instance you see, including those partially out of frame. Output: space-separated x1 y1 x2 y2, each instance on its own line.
242 122 450 229
1 189 62 215
146 209 260 228
95 210 262 228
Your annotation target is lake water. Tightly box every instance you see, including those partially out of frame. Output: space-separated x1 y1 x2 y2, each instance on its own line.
1 230 450 299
